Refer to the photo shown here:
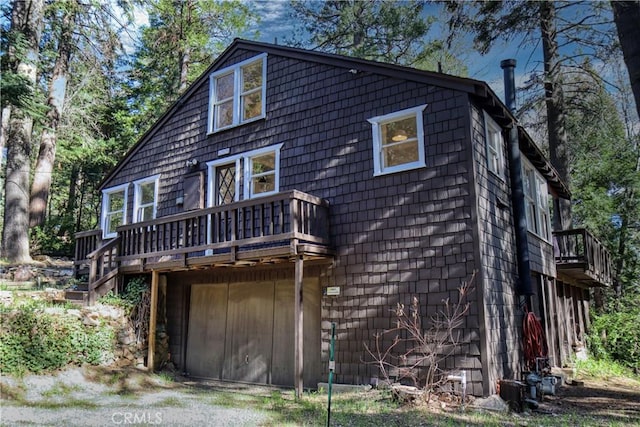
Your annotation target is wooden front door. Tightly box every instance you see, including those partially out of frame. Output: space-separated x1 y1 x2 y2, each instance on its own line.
185 278 321 386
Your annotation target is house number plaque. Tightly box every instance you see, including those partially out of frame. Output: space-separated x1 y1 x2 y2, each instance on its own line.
324 287 340 296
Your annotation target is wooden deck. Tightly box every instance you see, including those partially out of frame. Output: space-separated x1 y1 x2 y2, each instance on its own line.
553 228 613 287
74 190 333 288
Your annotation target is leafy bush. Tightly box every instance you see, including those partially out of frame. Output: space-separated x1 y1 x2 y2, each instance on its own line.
0 301 115 376
99 276 148 313
29 224 75 257
588 297 640 372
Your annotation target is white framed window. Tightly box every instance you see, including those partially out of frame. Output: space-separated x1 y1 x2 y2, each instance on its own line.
522 157 551 241
101 183 129 239
208 53 267 133
133 175 160 223
368 105 427 176
484 111 504 178
206 143 283 204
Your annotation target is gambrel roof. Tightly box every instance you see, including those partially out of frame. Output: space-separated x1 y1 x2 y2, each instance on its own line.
102 38 570 199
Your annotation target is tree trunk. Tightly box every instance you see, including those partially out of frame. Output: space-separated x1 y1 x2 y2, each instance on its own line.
177 0 196 93
1 106 10 158
66 164 80 232
540 1 572 231
30 1 76 227
612 1 640 121
2 0 44 263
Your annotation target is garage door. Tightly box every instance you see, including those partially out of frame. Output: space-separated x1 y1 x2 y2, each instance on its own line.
185 278 321 387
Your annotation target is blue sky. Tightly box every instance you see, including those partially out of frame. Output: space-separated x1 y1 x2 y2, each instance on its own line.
248 0 544 100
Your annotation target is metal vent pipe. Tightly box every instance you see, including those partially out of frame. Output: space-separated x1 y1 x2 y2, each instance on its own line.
501 59 533 296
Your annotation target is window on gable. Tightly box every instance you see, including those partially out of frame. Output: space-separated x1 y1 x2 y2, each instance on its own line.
368 105 427 176
522 157 551 240
209 54 266 133
133 175 160 222
484 111 504 178
102 183 128 239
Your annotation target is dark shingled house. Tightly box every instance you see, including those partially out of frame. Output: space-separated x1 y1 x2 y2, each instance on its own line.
73 39 612 397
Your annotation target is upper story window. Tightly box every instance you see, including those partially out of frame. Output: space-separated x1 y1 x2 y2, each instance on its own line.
101 183 128 239
484 111 504 178
368 105 427 176
133 175 160 222
522 157 551 241
208 54 267 133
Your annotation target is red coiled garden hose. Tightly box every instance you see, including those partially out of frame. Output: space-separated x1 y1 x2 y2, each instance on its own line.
523 310 548 370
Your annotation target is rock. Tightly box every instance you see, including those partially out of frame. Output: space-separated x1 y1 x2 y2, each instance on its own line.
44 307 65 315
44 288 65 301
13 266 36 282
118 330 136 346
0 291 13 306
472 394 510 412
66 309 82 319
391 384 424 403
83 312 101 327
83 317 100 327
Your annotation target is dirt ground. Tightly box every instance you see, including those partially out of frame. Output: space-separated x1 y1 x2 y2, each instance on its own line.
539 376 640 423
2 366 639 426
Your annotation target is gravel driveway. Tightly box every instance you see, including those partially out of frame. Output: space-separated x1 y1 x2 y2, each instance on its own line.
1 368 274 427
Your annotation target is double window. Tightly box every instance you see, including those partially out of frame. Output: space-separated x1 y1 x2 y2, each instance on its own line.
133 175 160 222
368 105 427 176
522 157 551 240
483 111 504 178
101 184 128 239
208 54 267 133
207 144 282 206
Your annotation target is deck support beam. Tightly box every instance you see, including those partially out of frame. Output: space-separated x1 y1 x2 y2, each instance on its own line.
148 270 159 371
294 255 304 399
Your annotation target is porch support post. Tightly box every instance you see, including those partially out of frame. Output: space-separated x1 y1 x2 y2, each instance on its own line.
294 254 304 399
546 278 558 366
148 270 159 371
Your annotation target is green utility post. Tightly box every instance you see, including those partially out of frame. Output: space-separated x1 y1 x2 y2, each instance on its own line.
327 322 336 427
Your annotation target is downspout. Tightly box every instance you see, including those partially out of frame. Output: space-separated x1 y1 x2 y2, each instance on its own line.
501 59 533 297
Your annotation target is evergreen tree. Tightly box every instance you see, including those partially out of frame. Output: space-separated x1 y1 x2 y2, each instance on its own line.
568 75 640 300
126 0 259 136
2 0 45 263
287 0 464 73
446 0 618 231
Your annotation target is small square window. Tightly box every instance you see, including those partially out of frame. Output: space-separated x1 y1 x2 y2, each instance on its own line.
368 105 427 176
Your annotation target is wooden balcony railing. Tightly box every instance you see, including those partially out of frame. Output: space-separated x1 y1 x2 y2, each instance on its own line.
553 228 613 287
74 190 331 273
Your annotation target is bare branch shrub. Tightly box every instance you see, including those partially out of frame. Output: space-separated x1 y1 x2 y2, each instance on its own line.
364 271 476 399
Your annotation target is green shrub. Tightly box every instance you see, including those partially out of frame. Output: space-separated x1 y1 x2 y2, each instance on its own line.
0 302 115 375
99 277 148 312
29 224 74 257
588 297 640 372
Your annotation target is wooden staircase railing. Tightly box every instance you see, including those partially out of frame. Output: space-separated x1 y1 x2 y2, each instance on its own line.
87 237 121 305
73 229 102 279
